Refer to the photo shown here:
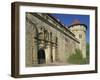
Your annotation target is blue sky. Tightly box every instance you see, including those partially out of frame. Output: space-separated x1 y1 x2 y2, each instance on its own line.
51 13 90 43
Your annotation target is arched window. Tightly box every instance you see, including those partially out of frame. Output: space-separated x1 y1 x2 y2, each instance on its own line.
44 30 49 41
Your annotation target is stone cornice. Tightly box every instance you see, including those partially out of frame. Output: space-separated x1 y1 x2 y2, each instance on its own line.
29 13 80 43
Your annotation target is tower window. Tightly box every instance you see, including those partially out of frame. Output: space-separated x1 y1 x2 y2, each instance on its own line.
79 34 82 39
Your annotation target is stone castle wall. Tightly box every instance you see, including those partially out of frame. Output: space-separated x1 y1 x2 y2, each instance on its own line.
25 13 86 67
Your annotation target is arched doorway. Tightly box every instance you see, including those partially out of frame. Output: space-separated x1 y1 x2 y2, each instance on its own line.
38 49 46 64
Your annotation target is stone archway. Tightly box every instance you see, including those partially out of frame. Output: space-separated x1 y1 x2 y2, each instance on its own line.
26 15 39 66
38 48 46 64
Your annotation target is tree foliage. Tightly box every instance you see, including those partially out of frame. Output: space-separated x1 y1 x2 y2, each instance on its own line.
68 49 87 64
86 43 90 63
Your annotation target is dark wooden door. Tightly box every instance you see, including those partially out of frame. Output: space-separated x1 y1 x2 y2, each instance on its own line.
38 49 45 64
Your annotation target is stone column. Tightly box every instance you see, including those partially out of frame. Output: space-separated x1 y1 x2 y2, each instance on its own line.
45 42 51 64
52 43 56 62
55 45 58 62
32 40 38 64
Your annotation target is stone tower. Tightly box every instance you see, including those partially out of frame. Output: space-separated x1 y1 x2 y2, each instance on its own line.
69 20 87 58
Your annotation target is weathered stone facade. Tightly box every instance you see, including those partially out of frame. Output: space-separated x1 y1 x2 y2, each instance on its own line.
25 13 87 67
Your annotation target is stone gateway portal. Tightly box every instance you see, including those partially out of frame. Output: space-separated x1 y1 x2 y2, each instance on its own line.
25 13 87 67
38 49 45 64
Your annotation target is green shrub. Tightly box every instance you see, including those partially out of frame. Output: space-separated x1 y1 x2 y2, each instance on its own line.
86 43 90 64
68 49 87 64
